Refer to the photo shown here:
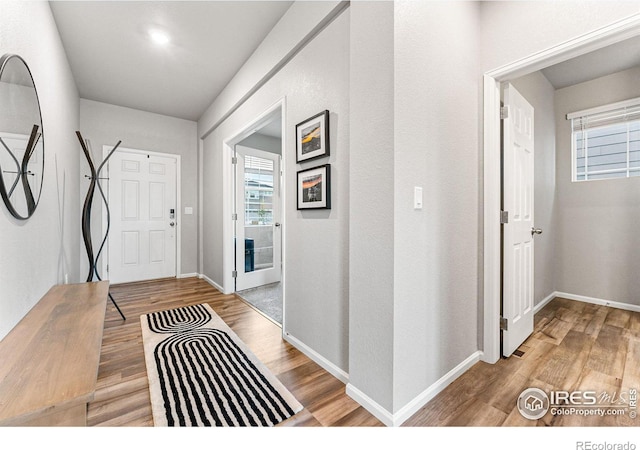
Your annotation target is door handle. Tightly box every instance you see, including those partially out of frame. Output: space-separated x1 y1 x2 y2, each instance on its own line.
274 222 281 228
170 222 175 227
531 227 542 236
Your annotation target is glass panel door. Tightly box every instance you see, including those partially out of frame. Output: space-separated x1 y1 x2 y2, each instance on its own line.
243 154 274 272
234 146 281 292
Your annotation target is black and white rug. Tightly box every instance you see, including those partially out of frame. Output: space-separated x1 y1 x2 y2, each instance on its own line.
140 303 302 426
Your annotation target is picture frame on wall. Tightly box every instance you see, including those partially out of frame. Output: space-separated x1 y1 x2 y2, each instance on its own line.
297 164 331 210
295 110 329 163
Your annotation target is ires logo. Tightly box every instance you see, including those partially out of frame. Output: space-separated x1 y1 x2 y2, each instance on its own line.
551 389 635 406
550 390 597 405
518 387 638 420
517 388 550 420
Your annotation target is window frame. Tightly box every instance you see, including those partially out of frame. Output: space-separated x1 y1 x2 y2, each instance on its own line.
569 96 640 183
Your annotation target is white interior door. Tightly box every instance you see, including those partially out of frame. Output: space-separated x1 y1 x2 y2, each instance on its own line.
108 149 177 284
234 145 281 291
502 83 535 357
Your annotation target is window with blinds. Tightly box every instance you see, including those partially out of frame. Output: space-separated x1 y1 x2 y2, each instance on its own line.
244 155 274 226
569 97 640 181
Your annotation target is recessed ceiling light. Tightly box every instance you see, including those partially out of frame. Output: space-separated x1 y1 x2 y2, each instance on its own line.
149 30 170 46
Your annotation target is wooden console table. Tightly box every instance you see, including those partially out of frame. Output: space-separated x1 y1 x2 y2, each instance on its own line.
0 281 109 426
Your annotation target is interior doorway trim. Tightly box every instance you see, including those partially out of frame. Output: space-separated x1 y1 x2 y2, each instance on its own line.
221 97 286 300
482 13 640 364
101 145 182 282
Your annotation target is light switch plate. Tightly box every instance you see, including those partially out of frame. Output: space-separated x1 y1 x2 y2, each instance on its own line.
414 187 423 209
185 207 193 215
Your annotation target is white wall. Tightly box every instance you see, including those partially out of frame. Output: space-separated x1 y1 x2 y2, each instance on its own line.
348 0 481 419
201 8 351 372
202 135 224 285
555 66 640 306
348 0 395 413
480 1 640 73
0 1 80 340
510 71 557 306
198 1 346 137
79 99 199 278
393 0 480 412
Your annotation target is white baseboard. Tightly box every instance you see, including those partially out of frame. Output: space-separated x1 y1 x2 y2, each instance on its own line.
345 383 394 426
392 350 483 426
282 331 349 385
554 291 640 313
178 272 198 279
534 291 557 314
199 274 225 294
346 350 483 427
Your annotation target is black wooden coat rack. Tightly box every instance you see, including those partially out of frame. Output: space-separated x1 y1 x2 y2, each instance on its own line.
77 131 126 320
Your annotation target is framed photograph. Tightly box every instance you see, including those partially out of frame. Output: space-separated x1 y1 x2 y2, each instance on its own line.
296 110 329 163
297 164 331 210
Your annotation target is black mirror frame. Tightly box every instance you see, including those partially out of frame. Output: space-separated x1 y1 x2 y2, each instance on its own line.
0 53 44 220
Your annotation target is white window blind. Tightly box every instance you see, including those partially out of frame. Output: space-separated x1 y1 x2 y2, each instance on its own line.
568 97 640 181
243 155 274 226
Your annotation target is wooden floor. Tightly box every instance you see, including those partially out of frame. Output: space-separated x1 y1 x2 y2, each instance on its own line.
403 296 640 426
87 277 383 427
89 278 640 427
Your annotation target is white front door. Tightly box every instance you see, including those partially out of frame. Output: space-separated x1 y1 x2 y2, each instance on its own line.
234 146 282 291
108 148 178 284
502 83 535 357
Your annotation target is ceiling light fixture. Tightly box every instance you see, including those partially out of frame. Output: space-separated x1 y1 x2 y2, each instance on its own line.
149 30 170 46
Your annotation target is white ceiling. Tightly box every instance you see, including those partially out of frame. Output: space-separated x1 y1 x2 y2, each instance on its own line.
49 1 640 122
49 1 293 121
541 35 640 89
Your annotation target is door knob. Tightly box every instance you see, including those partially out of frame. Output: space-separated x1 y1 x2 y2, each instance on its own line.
170 222 175 227
531 227 542 235
274 222 281 227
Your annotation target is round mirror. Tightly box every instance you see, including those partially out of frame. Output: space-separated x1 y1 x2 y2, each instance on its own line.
0 54 44 220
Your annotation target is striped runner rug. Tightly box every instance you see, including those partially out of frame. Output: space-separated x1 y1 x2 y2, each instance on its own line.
140 303 303 426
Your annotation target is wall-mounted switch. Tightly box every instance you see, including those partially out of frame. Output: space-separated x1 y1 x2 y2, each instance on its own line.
185 207 193 215
414 186 423 210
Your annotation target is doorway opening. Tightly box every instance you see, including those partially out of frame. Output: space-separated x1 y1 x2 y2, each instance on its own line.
483 16 640 364
103 146 181 285
224 101 285 326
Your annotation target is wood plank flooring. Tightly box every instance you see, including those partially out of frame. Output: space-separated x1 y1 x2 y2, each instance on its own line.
89 280 639 428
87 277 383 427
403 297 640 426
